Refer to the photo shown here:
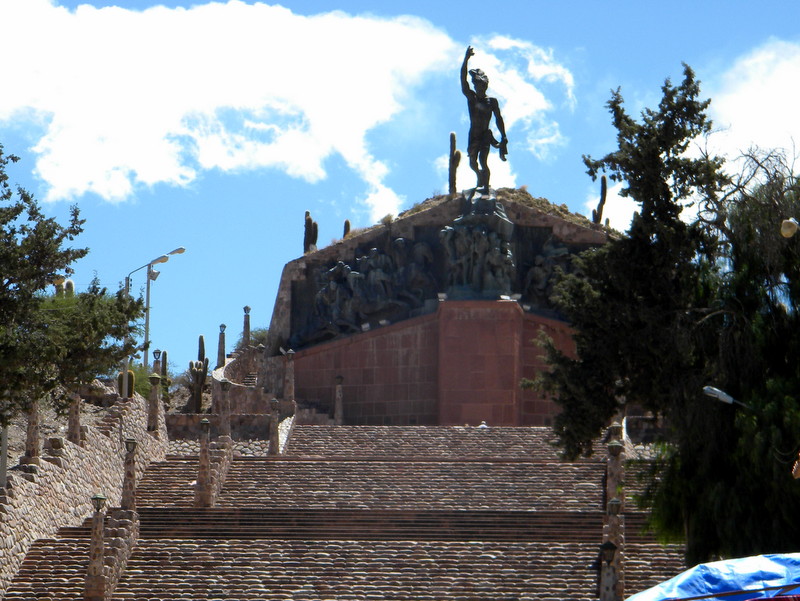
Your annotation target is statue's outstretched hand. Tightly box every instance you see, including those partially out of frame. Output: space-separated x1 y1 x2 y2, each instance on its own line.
466 46 474 59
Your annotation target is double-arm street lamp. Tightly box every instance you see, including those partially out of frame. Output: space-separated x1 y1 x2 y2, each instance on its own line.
123 247 185 396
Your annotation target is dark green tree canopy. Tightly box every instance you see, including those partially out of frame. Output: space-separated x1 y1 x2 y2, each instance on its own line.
0 144 143 424
541 65 727 460
541 67 800 563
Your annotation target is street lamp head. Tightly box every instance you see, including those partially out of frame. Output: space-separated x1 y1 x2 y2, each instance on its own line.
703 385 734 405
151 254 170 265
91 493 107 512
600 541 617 564
781 218 799 239
220 324 226 333
168 246 186 255
153 349 161 361
124 438 137 454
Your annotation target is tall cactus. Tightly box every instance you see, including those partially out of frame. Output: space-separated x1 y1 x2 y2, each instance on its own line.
303 211 319 253
343 219 351 239
189 357 209 413
593 175 608 225
190 336 209 412
448 132 461 196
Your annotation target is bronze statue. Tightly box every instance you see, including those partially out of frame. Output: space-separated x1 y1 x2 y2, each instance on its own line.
461 46 508 193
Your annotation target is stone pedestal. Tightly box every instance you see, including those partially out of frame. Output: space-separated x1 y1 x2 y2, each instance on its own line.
268 399 280 456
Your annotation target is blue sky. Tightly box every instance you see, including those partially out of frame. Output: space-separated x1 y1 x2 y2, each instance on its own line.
2 0 800 373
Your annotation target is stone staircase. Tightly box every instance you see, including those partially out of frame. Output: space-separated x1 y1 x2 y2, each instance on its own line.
4 425 686 599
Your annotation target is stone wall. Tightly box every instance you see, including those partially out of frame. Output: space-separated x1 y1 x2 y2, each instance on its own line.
166 412 293 440
0 394 168 595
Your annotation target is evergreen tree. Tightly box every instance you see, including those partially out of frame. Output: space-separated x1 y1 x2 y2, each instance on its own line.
538 66 734 562
0 145 87 424
42 277 144 404
654 149 800 561
0 144 143 423
540 64 727 459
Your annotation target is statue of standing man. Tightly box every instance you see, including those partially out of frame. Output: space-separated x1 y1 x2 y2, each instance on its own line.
461 46 508 194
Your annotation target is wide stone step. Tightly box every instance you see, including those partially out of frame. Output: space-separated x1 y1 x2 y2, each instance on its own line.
59 508 604 542
216 458 605 511
4 538 88 600
112 538 600 600
285 424 604 460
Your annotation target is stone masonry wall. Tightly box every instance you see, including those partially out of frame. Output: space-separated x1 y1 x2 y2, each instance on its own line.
0 394 168 595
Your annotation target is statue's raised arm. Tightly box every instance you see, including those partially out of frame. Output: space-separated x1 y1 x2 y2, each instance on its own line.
461 46 475 97
460 46 508 194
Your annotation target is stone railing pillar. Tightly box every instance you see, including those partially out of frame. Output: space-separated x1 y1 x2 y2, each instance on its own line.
121 439 137 511
268 398 280 456
147 373 161 436
217 324 226 370
194 419 212 507
603 421 625 601
283 349 295 402
242 306 251 348
334 375 344 426
219 379 232 438
67 391 82 446
20 401 40 472
84 493 107 601
598 540 619 601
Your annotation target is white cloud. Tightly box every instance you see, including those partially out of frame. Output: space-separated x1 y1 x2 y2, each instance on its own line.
708 39 800 162
0 1 574 220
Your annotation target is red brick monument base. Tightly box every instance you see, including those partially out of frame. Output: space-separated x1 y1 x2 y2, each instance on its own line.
293 300 573 427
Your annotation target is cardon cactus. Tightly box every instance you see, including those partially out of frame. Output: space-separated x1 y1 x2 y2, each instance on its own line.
117 369 135 398
189 357 209 413
448 131 461 196
343 219 351 238
303 211 319 253
593 175 608 225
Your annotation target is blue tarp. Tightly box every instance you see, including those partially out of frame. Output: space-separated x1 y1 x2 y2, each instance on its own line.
626 553 800 601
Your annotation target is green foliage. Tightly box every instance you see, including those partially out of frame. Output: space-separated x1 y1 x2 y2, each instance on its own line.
542 64 726 459
43 277 144 401
661 148 800 561
235 326 269 350
0 144 88 424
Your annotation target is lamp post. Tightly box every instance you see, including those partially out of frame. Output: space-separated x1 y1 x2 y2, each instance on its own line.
123 247 185 389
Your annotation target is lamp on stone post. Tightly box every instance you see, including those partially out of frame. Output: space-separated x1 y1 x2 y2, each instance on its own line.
219 378 232 438
84 493 107 601
217 324 226 369
242 306 251 348
604 426 625 601
121 439 137 511
598 540 619 601
153 349 162 375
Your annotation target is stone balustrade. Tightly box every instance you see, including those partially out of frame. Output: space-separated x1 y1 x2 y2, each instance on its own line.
0 392 168 596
